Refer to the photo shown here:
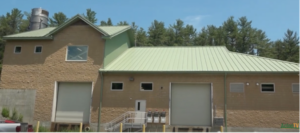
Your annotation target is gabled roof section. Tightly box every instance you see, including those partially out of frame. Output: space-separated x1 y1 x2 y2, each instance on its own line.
3 14 132 40
99 26 131 39
100 46 299 73
45 14 109 36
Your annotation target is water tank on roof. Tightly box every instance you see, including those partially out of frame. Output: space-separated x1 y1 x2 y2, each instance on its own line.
29 8 49 31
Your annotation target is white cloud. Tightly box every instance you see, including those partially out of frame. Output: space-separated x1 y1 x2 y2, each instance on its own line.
184 15 208 29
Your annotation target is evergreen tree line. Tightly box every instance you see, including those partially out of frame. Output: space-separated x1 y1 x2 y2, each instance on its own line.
0 8 299 76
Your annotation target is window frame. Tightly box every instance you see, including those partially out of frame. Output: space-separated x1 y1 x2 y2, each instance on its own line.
230 83 244 93
65 45 89 61
140 82 153 91
14 46 22 54
110 82 124 91
34 45 43 54
260 83 275 93
292 83 299 94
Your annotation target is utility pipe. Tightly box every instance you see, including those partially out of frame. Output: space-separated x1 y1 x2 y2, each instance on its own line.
224 73 227 132
97 72 104 132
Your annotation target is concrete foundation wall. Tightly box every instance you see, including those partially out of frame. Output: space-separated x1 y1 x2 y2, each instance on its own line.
0 89 36 123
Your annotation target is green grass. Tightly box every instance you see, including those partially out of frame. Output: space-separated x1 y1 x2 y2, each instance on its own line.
33 126 50 132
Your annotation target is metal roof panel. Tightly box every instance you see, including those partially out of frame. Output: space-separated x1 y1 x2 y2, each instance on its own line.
102 46 299 73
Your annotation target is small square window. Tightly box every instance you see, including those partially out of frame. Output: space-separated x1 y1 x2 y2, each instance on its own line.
111 82 123 91
14 46 21 53
66 45 88 61
35 46 42 53
141 83 153 91
261 84 275 92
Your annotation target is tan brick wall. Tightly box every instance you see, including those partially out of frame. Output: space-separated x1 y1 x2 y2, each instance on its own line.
226 74 299 128
101 73 225 124
0 24 104 123
102 73 298 128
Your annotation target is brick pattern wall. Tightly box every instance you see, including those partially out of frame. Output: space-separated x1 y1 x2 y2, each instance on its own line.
226 74 299 128
102 73 298 128
0 24 104 122
101 73 225 123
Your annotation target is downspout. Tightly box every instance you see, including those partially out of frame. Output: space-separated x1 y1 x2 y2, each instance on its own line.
97 71 104 132
224 73 227 132
98 37 107 132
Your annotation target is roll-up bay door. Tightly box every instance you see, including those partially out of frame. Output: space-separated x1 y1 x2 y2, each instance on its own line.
55 82 92 123
171 83 211 126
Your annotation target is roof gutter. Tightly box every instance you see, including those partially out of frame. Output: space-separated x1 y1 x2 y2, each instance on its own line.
98 70 299 74
98 36 107 132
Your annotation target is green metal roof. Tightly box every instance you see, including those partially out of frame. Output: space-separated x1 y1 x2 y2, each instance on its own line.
99 26 131 38
3 14 131 40
100 46 299 73
3 27 56 39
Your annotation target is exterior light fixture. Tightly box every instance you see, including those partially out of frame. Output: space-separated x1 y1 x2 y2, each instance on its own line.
256 83 259 86
246 83 249 85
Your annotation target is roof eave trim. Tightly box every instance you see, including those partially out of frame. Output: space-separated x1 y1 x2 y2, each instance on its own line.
44 14 109 37
98 70 299 74
3 36 53 40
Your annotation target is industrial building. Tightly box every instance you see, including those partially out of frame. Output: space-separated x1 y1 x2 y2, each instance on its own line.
0 8 298 132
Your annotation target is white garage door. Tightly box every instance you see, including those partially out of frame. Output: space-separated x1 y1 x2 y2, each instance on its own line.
55 82 92 123
171 83 211 126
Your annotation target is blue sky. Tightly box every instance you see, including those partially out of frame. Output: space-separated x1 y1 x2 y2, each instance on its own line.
2 0 299 41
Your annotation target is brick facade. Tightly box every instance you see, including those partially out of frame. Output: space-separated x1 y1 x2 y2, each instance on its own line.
1 25 104 123
1 23 298 128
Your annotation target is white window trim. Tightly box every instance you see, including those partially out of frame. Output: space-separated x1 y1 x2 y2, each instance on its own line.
65 45 89 61
230 83 244 93
111 82 124 91
14 45 22 54
260 83 275 93
292 83 299 93
34 45 43 54
140 82 153 91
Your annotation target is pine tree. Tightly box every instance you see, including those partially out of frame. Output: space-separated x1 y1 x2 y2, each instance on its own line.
83 8 97 24
222 16 238 51
49 12 68 26
107 18 113 26
282 29 299 62
147 20 166 46
136 27 148 46
100 21 107 26
117 21 129 26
